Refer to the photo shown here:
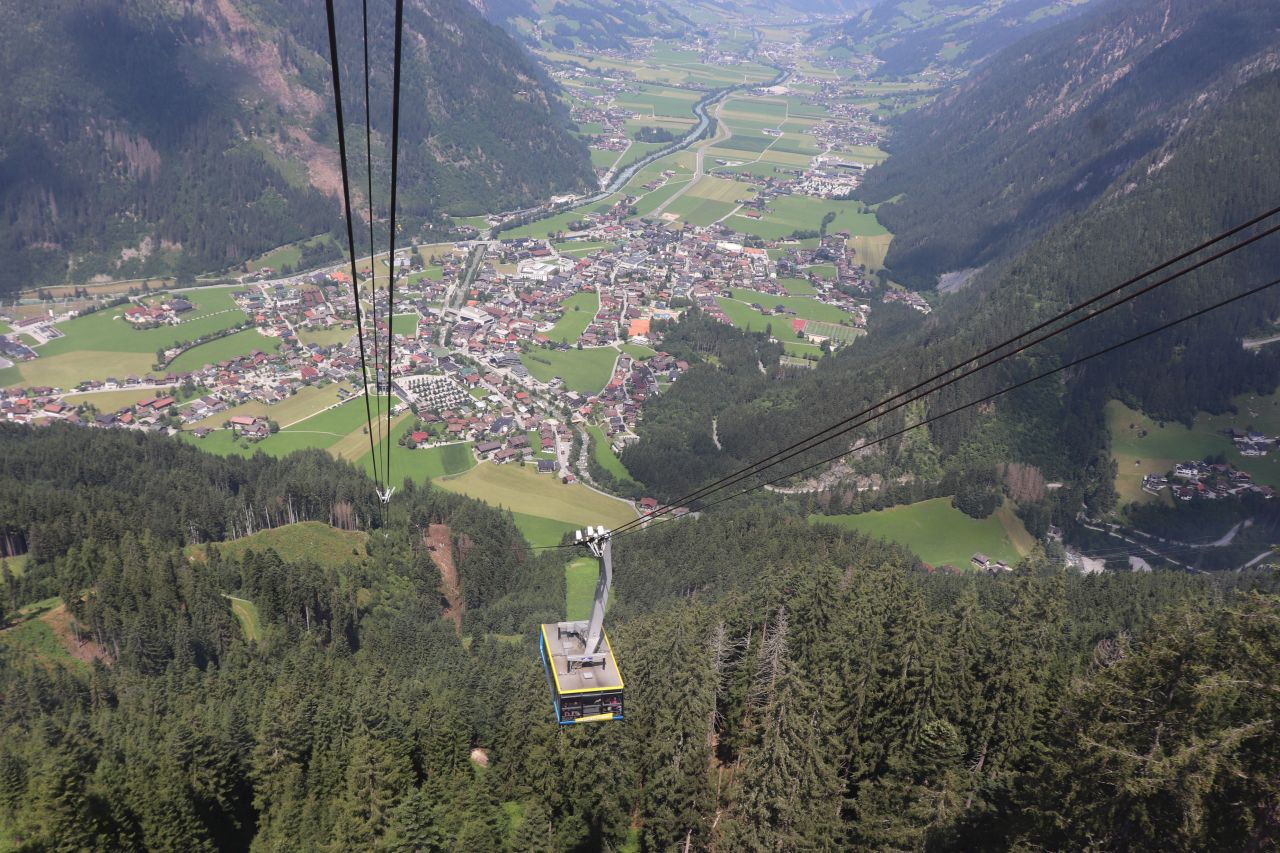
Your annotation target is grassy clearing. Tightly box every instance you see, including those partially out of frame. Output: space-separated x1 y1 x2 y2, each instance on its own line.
356 418 476 482
726 197 887 241
63 388 174 412
586 424 635 482
190 383 354 430
520 346 618 394
664 196 737 226
0 615 77 668
565 556 599 621
726 289 855 324
2 554 29 577
436 463 636 528
1107 394 1280 503
169 328 280 373
226 597 262 642
847 234 893 272
19 350 156 388
548 292 599 344
298 327 353 348
189 522 369 569
511 512 578 547
41 287 246 357
814 497 1033 569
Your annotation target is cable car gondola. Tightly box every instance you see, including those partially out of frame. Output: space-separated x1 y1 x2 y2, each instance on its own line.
539 527 624 724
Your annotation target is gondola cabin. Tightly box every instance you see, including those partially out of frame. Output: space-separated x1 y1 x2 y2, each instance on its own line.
540 622 624 724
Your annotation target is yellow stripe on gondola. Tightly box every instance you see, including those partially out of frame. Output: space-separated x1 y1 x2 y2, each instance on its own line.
573 712 617 724
540 624 626 696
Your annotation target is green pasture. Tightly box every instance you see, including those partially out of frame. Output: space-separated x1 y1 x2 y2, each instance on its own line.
586 424 635 482
436 463 636 529
520 346 618 394
359 419 476 482
169 329 280 373
548 292 600 344
511 512 578 548
189 521 368 570
814 498 1034 569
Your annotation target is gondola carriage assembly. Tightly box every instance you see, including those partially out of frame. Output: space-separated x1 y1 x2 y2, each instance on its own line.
540 527 625 724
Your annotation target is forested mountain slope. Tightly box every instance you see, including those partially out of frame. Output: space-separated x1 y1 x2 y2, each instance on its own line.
1 425 1278 849
859 0 1280 288
837 0 1104 77
0 0 592 290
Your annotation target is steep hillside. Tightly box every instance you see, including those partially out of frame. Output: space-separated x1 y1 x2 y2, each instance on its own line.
479 0 694 50
838 0 1103 77
859 0 1280 288
0 0 592 290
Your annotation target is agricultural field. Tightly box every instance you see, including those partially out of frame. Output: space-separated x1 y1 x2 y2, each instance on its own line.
358 419 477 482
297 326 354 348
14 350 156 389
436 463 636 529
188 521 369 569
780 277 819 295
511 512 577 547
814 498 1035 569
40 287 246 357
188 383 355 430
725 197 888 242
586 424 635 483
1107 392 1280 505
847 233 893 272
520 345 618 394
390 313 420 339
547 292 599 343
725 289 857 324
64 388 181 413
168 328 280 373
564 556 599 621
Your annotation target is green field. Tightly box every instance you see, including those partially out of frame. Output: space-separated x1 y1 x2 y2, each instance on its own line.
726 197 888 241
520 346 618 394
297 326 354 348
1107 393 1280 505
586 424 635 483
814 498 1034 569
226 596 263 641
436 463 636 528
726 289 855 324
0 610 79 669
169 328 280 372
188 521 369 569
41 287 246 357
564 556 599 621
664 196 738 226
359 419 476 483
2 554 29 577
779 277 819 295
548 292 599 343
511 512 578 547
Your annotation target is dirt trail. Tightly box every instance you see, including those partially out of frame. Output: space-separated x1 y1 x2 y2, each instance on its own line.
425 524 464 634
42 603 111 665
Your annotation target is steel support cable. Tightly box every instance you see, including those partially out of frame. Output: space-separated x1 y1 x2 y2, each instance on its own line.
384 0 405 497
600 216 1280 539
603 275 1280 546
324 0 382 495
359 0 386 501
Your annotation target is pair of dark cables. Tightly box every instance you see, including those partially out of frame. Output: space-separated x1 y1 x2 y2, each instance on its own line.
324 0 405 520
